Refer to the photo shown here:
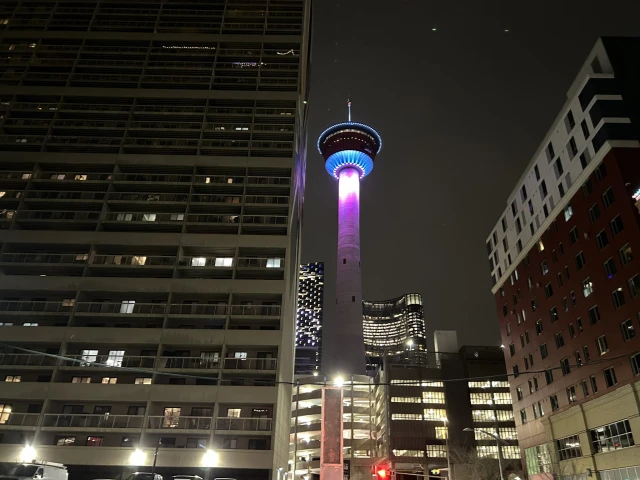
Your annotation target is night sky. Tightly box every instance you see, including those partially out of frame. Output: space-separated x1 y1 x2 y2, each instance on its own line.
301 0 640 350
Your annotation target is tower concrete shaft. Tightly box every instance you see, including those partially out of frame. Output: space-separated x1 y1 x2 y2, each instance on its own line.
335 167 366 375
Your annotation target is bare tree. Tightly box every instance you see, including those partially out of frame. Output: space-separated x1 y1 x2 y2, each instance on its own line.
448 446 523 480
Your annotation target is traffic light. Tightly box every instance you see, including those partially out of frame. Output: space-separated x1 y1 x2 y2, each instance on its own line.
375 468 388 480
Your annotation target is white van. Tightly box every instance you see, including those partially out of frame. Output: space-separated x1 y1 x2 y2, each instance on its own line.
0 462 68 480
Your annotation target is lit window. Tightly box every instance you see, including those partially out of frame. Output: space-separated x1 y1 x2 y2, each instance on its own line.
234 352 247 359
132 256 146 266
55 436 76 446
582 278 594 297
120 300 135 314
227 408 241 418
106 350 124 367
23 323 38 327
423 408 446 420
426 445 447 458
142 213 157 222
4 376 20 383
80 349 98 364
391 414 421 420
215 257 233 267
86 436 104 447
170 213 184 221
135 378 151 385
564 205 573 221
266 258 281 268
191 257 206 267
0 404 11 424
72 377 91 383
101 377 117 384
74 175 87 181
435 426 448 439
422 391 445 404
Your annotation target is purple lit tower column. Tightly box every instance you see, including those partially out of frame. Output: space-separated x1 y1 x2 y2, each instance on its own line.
318 109 382 376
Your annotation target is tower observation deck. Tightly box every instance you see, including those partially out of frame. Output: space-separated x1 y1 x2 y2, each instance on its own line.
318 102 382 376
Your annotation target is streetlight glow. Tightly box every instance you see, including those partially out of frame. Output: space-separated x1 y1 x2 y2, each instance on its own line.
129 449 146 466
334 376 344 387
202 449 218 467
19 445 36 463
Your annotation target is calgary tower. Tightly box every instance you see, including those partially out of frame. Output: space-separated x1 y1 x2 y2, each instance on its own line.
318 101 382 375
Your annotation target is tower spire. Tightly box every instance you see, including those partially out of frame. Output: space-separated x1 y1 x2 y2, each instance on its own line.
347 97 351 122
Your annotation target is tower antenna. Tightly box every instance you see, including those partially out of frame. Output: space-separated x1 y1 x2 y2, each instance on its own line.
347 97 352 122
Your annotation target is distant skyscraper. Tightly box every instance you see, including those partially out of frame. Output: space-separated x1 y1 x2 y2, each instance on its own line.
363 293 426 369
295 262 324 374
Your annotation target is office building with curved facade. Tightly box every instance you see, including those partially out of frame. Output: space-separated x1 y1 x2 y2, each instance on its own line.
363 293 426 366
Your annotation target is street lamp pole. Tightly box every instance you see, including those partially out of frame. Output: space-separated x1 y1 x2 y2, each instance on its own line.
463 428 505 480
441 418 452 480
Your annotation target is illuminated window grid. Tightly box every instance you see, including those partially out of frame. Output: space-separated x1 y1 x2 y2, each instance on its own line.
423 408 447 421
422 391 445 404
426 445 447 457
391 397 421 403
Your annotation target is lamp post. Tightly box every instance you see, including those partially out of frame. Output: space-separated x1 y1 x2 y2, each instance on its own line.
151 438 161 474
441 418 452 480
463 428 505 480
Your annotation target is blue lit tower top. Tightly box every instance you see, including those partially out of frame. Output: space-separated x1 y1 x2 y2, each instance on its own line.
317 100 382 179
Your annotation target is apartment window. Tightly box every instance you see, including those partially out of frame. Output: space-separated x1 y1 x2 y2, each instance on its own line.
552 250 558 263
524 357 529 370
588 203 601 223
582 278 594 297
142 213 156 222
106 350 124 367
545 142 555 162
595 163 607 181
550 307 559 323
86 436 104 447
541 261 549 275
215 257 233 267
560 357 571 376
588 305 600 325
590 419 633 453
540 343 548 359
23 323 38 327
528 380 534 394
565 110 576 132
534 164 540 180
423 409 447 421
266 258 281 268
101 377 117 384
567 385 577 403
604 257 617 278
520 335 525 348
516 387 523 400
621 319 635 341
426 445 447 458
553 158 564 180
631 352 640 376
604 367 617 387
596 230 609 249
602 187 615 208
520 409 527 424
135 378 151 385
223 438 238 449
72 377 90 383
536 320 543 335
525 330 530 344
590 375 598 393
531 298 537 312
557 272 563 287
581 119 590 138
501 216 507 232
55 436 76 446
619 243 633 265
596 335 609 355
569 227 579 245
435 427 448 439
512 365 519 378
611 215 624 236
575 351 582 367
563 297 568 312
629 275 640 298
502 304 508 316
80 349 98 364
191 257 206 267
575 251 586 270
557 434 582 460
544 283 554 299
62 298 75 307
612 288 626 308
569 322 576 339
565 265 571 280
540 180 548 199
582 379 590 397
543 204 549 218
506 323 511 336
4 375 20 383
533 377 539 391
227 408 241 418
163 407 181 428
120 300 135 314
550 394 559 412
555 331 565 348
564 205 573 221
545 369 554 385
584 346 591 362
577 317 583 332
422 391 445 404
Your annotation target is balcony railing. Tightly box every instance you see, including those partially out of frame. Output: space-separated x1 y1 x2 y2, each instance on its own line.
168 304 227 316
75 302 166 315
0 253 88 264
0 413 39 427
112 173 192 183
0 353 57 367
24 191 106 201
108 192 188 202
236 257 285 269
222 357 277 371
0 171 33 180
16 210 101 221
244 195 289 205
193 175 244 185
59 355 155 369
103 212 184 223
92 255 176 267
0 300 73 313
215 417 272 431
230 305 281 316
147 416 212 430
158 356 220 370
35 172 111 181
43 414 144 429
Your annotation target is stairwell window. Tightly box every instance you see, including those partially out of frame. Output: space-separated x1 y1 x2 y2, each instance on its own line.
120 300 135 314
596 335 609 355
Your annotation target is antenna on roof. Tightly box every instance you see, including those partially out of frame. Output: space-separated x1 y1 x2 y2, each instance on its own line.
347 97 352 122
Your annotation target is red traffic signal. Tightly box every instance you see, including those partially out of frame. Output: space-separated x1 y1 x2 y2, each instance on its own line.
375 468 388 480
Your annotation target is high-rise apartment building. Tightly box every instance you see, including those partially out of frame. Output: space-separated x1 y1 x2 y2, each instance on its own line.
0 1 311 479
295 262 324 375
487 38 640 480
363 293 426 370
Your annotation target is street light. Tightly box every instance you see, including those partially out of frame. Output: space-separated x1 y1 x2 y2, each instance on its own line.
463 428 505 480
441 418 452 480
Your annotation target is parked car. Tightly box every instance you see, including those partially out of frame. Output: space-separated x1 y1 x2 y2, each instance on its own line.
123 473 163 480
0 462 68 480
